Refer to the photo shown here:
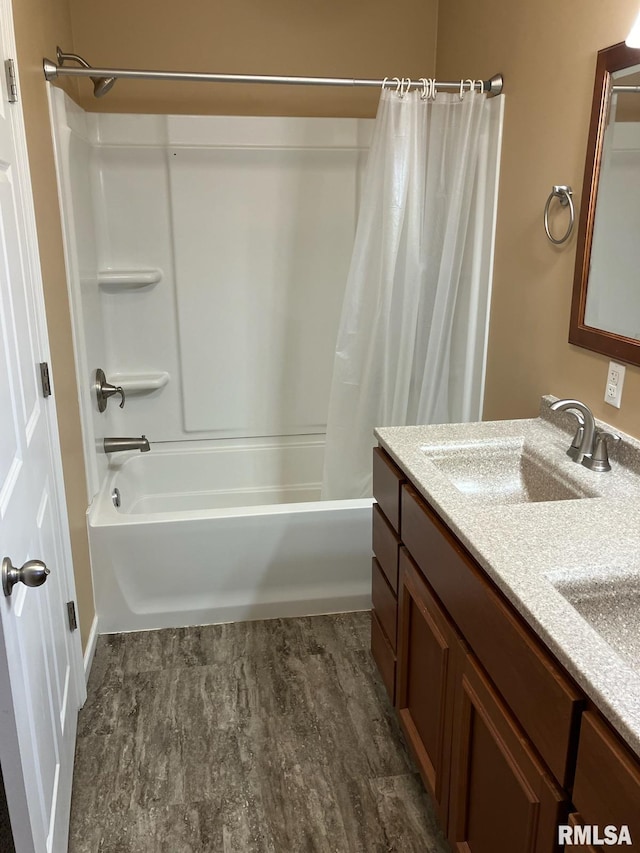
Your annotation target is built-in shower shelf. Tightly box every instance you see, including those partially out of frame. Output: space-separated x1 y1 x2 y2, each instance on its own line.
110 372 170 394
98 269 162 289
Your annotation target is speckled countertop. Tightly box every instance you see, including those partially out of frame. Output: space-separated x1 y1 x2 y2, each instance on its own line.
375 395 640 757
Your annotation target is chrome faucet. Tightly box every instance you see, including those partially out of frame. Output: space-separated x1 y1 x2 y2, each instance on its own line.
103 436 150 454
549 399 619 471
549 399 595 464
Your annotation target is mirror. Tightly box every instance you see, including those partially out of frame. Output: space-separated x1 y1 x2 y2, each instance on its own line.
569 42 640 365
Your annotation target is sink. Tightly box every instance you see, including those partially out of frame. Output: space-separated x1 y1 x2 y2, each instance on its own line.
421 438 598 506
547 570 640 671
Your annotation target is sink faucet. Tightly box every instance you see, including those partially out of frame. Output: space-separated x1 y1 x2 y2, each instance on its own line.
549 400 619 471
103 435 150 454
549 399 595 464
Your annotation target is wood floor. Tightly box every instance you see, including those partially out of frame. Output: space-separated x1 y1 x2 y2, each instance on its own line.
69 612 449 852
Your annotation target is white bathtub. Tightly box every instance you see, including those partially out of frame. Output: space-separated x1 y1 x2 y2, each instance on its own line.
88 437 373 633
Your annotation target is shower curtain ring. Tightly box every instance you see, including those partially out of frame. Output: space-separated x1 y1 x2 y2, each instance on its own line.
400 77 411 97
466 79 475 96
431 77 437 99
420 78 428 99
459 79 465 100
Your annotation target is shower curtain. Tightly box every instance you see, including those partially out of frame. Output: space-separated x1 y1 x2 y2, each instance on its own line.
321 88 502 499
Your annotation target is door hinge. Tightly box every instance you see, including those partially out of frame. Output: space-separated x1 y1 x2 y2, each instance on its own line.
67 601 78 632
5 59 17 104
39 362 52 397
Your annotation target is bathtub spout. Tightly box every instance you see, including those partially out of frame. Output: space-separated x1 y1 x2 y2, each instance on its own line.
104 436 150 454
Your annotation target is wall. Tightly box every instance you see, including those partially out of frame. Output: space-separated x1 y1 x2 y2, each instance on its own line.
436 1 640 435
12 0 95 649
67 0 439 117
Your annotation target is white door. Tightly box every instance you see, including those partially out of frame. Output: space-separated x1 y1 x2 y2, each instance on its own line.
0 0 85 851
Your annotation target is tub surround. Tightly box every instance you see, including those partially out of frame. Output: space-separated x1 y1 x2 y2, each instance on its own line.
375 394 640 757
48 87 373 498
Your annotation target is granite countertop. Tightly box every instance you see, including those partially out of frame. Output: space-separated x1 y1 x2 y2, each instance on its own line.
374 395 640 757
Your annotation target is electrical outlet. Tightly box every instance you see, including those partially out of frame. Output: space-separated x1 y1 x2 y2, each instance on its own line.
604 360 625 408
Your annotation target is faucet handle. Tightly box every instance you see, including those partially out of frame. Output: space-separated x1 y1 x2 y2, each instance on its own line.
95 368 126 412
583 430 620 473
567 423 584 461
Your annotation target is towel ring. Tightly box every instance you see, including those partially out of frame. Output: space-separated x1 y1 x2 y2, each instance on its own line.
544 185 575 245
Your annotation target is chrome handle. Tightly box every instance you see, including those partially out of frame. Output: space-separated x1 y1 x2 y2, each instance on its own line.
95 368 126 412
2 557 50 597
582 430 621 473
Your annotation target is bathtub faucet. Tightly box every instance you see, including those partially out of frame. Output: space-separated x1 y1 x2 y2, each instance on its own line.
103 435 150 454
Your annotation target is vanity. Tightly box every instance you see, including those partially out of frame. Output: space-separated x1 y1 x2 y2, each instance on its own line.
370 400 640 852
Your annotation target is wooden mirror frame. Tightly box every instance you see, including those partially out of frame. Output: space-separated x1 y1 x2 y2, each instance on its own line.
569 41 640 365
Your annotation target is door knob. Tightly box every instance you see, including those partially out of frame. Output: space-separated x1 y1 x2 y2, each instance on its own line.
2 557 50 597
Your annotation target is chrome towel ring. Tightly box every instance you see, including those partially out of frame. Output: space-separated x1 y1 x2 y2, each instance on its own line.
544 185 575 245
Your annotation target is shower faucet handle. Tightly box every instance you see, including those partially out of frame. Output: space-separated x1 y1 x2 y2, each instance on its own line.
95 368 126 412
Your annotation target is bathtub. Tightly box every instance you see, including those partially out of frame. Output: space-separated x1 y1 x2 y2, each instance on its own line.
88 437 373 633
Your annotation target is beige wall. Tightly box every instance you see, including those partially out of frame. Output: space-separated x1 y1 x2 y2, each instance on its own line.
436 1 640 435
12 0 94 649
67 0 439 117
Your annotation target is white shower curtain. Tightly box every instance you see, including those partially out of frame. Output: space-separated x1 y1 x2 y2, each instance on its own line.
321 88 502 499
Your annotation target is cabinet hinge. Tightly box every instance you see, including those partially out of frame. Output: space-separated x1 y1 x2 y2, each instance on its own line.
67 601 78 632
4 59 17 104
39 362 52 397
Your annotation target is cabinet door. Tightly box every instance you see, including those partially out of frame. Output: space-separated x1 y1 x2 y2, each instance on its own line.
448 650 566 853
572 711 640 846
396 548 457 825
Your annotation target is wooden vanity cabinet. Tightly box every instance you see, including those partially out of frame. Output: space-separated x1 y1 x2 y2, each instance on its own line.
371 448 405 703
400 482 583 790
371 447 579 852
395 535 565 852
396 548 457 825
570 711 640 846
448 649 565 853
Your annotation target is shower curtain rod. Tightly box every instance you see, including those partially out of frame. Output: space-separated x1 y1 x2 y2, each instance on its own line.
42 49 504 97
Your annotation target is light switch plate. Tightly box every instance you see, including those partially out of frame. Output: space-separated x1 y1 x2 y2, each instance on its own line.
604 360 625 408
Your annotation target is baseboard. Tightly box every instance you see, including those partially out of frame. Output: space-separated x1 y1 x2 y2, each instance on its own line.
83 615 99 683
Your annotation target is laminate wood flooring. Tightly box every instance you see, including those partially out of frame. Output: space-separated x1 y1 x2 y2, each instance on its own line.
69 612 448 853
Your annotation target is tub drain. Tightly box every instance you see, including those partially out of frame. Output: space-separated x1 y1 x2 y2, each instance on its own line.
111 487 121 508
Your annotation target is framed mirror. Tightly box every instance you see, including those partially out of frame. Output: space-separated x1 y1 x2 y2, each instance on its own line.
569 42 640 365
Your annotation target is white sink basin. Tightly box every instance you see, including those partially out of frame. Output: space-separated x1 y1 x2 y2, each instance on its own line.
421 438 598 506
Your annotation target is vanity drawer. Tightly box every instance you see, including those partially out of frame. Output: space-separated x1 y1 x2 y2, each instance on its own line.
373 503 400 592
401 483 583 788
373 447 404 533
371 609 396 704
572 711 640 843
372 558 397 651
